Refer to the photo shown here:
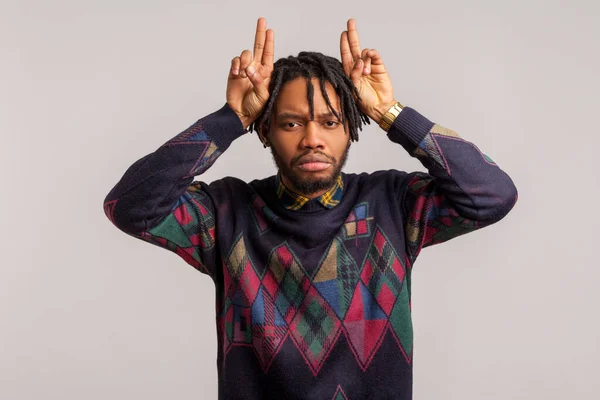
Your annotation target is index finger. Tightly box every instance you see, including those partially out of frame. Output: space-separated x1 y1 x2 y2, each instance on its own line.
346 18 361 60
253 17 267 62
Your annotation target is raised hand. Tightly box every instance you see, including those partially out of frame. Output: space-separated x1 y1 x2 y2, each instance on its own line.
340 18 397 124
227 17 275 129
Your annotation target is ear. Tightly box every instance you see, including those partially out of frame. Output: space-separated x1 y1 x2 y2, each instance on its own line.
258 123 270 148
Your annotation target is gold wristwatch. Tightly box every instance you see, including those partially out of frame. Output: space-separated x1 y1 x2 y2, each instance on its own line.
378 101 405 132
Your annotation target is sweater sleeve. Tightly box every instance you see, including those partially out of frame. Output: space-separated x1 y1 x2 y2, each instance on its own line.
102 103 247 277
388 107 518 264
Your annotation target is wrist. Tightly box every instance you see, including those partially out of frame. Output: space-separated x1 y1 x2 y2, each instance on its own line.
371 100 398 125
236 113 252 130
377 100 405 132
225 102 252 130
240 117 252 130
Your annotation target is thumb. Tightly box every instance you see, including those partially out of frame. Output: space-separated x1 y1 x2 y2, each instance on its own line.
245 64 269 98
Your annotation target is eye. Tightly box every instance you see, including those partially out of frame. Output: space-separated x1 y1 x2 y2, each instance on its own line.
284 122 300 129
325 121 339 128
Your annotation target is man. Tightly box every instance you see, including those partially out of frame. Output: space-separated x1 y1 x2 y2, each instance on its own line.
104 17 517 400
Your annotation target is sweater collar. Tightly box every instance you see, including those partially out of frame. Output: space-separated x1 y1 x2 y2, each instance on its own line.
275 173 344 211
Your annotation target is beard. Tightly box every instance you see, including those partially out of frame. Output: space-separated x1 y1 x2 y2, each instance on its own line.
270 141 351 196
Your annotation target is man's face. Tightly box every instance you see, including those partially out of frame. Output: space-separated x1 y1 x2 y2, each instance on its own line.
263 77 351 198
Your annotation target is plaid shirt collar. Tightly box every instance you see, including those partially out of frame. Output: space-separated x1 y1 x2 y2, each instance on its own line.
275 173 344 211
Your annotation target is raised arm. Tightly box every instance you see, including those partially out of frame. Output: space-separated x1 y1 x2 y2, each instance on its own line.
389 108 518 263
339 18 518 264
103 17 275 277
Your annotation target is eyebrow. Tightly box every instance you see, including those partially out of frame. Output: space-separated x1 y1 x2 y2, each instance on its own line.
276 111 338 120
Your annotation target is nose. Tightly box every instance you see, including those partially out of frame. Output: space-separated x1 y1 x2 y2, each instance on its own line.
299 120 325 150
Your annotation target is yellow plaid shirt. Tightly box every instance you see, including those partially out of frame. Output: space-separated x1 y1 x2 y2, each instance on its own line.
275 173 344 211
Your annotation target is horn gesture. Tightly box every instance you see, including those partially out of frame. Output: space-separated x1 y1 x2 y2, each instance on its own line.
227 17 275 129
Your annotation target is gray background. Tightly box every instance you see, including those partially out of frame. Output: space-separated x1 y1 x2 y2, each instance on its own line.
2 0 599 399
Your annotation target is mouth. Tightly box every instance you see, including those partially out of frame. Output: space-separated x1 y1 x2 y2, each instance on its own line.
296 161 331 172
295 154 332 172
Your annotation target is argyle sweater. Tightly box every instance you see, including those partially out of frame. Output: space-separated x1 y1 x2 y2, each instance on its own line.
103 103 518 400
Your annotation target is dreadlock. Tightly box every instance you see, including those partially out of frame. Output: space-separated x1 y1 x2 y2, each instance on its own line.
248 51 370 144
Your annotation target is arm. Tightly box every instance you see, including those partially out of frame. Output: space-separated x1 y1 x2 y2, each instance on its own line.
103 104 246 276
388 107 517 263
103 17 275 277
339 19 517 264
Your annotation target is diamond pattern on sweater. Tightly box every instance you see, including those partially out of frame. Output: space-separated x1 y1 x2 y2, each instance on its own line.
360 227 406 316
252 286 288 371
344 281 388 368
222 234 260 348
289 285 342 375
162 129 222 176
312 238 359 320
413 133 448 175
263 244 310 324
217 226 412 376
143 191 216 272
332 385 349 400
389 273 413 362
189 142 220 175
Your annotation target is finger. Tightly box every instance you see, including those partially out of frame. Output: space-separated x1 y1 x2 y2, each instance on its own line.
346 18 361 61
246 64 269 98
229 56 241 78
350 58 363 86
366 49 387 74
239 49 252 78
253 17 267 62
262 29 275 67
362 57 372 76
361 48 372 75
367 49 383 64
340 31 353 75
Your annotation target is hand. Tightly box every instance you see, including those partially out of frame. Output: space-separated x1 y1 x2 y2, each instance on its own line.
226 17 275 129
340 18 397 125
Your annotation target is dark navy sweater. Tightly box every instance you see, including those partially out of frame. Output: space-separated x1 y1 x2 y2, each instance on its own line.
103 103 518 399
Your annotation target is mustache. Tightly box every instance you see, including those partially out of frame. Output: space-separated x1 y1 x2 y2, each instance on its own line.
291 150 335 167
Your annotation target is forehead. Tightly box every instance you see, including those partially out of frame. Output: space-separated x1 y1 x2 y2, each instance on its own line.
274 77 340 115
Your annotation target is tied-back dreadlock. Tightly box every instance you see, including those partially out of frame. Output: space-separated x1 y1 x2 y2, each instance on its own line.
248 51 370 144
